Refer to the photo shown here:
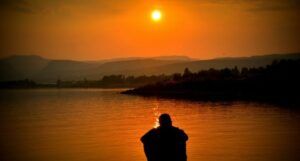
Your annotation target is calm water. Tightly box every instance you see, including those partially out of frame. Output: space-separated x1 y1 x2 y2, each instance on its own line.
0 89 299 161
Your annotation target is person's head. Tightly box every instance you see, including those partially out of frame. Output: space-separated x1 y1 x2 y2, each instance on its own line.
159 113 172 127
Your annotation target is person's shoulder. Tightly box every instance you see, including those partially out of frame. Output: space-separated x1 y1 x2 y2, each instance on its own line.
172 126 185 133
141 128 158 143
147 128 158 134
173 126 188 140
146 128 158 135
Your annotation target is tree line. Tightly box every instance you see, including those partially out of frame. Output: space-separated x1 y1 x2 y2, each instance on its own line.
0 74 171 89
123 59 300 103
1 59 299 92
56 74 170 88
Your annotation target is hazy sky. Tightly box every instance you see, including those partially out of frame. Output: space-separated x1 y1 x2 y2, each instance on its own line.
0 0 299 60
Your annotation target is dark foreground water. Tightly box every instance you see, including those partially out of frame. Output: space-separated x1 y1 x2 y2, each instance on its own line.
0 89 299 161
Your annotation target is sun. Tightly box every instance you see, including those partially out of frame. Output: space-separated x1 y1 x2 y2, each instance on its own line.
151 10 162 21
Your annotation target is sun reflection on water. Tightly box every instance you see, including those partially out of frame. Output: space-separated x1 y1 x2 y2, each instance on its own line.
153 100 160 128
1 89 300 161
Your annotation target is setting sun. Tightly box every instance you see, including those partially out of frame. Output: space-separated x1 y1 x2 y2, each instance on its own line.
151 10 162 21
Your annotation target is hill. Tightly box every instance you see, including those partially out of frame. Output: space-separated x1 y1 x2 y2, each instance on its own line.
123 59 300 105
0 55 49 81
140 53 300 75
0 53 299 83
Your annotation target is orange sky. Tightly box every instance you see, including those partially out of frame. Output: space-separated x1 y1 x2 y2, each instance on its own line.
0 0 299 60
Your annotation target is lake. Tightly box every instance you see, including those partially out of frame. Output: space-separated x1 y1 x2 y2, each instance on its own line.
0 89 299 161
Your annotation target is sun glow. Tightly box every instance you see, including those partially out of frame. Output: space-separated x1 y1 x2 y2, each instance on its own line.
151 10 162 21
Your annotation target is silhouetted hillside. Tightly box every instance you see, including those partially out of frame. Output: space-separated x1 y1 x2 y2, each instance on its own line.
151 56 192 61
0 55 49 81
96 59 186 75
1 53 299 83
0 55 191 82
123 59 300 104
0 61 24 81
143 53 300 74
32 60 98 83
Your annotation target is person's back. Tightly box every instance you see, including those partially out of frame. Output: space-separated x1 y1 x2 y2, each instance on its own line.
141 114 188 161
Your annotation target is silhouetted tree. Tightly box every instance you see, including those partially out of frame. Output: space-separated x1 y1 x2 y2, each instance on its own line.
172 73 182 81
123 59 300 104
183 68 192 78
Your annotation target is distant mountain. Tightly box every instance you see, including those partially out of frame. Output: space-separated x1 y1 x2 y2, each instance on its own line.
96 59 187 75
0 53 299 83
86 55 192 64
151 56 192 61
140 53 300 75
0 55 49 81
0 61 24 81
0 55 191 83
35 59 188 83
32 60 98 83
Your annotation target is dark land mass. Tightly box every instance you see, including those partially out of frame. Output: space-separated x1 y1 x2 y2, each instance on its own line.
0 75 171 89
122 59 300 106
0 55 190 83
1 53 299 83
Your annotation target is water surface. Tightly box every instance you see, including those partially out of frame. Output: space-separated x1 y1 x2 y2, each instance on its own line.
0 89 299 161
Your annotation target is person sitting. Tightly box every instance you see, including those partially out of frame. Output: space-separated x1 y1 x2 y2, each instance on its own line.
141 113 188 161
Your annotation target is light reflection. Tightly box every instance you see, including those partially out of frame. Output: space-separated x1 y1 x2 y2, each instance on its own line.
1 89 299 161
153 100 161 128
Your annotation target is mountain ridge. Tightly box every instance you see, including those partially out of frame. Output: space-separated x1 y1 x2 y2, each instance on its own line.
0 53 299 83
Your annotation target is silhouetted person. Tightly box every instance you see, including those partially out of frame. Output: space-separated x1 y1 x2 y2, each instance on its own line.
141 114 188 161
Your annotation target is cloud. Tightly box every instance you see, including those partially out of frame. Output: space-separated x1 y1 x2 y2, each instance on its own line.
0 0 139 15
1 0 299 15
246 0 300 12
178 0 300 11
0 0 35 13
199 0 300 12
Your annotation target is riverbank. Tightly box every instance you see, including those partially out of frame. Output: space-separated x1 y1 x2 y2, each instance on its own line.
122 59 300 106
